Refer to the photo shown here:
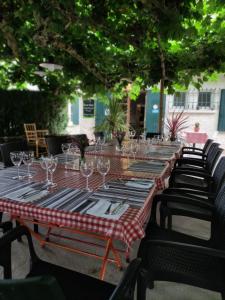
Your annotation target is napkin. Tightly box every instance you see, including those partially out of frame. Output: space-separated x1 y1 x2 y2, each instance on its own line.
4 187 48 203
86 199 129 220
125 180 154 189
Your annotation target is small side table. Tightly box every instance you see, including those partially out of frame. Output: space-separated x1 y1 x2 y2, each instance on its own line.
184 132 208 148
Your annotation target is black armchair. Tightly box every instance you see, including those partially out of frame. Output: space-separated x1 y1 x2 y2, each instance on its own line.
0 225 141 300
0 139 28 168
137 224 225 300
181 138 213 156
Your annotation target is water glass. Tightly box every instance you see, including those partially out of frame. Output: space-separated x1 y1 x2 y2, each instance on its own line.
23 151 34 179
10 151 23 179
80 161 94 192
99 137 105 152
130 142 139 160
48 156 58 187
61 143 71 170
97 158 110 189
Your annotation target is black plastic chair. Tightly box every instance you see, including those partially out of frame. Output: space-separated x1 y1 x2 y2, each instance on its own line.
137 184 225 299
173 142 220 173
168 147 223 191
0 139 28 168
153 158 225 230
146 132 161 139
45 135 69 156
0 225 141 300
181 138 213 156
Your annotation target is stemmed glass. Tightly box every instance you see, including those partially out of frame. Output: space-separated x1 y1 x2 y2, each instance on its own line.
97 158 110 189
40 156 52 185
23 151 34 180
99 137 105 152
129 130 136 140
10 151 24 179
48 156 58 187
80 161 94 192
61 143 71 170
130 142 139 160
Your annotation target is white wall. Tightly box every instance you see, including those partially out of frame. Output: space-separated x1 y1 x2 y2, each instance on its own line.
165 74 225 147
66 98 95 140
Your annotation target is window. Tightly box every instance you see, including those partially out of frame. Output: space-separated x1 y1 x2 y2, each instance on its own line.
173 92 186 108
198 92 211 109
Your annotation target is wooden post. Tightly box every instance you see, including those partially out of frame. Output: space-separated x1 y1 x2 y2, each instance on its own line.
126 96 131 133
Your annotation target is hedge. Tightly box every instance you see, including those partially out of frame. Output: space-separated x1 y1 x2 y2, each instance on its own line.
0 90 68 136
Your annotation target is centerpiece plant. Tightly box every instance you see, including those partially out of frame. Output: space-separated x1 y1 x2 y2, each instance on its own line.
165 111 189 141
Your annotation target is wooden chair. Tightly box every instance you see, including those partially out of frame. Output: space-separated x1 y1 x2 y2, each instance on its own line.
24 123 48 157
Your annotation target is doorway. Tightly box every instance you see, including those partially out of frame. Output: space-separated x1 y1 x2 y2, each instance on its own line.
130 92 145 134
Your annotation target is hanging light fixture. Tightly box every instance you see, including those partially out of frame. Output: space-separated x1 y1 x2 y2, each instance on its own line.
34 71 46 77
39 63 63 71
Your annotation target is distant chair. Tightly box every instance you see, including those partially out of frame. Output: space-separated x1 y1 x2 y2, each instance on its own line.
146 132 161 139
0 139 28 168
45 135 69 156
24 123 48 157
94 131 104 141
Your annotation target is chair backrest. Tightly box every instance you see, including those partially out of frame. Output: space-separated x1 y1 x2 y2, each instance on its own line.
212 183 225 247
146 132 161 139
0 140 28 167
109 258 141 300
0 276 66 300
202 138 213 154
206 146 223 171
24 123 38 144
45 135 69 155
212 156 225 192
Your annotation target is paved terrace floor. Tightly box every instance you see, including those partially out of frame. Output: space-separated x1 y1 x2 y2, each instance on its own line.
0 210 220 299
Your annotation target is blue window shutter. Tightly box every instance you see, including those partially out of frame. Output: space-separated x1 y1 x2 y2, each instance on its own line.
218 90 225 131
71 99 79 125
145 91 165 133
95 101 106 127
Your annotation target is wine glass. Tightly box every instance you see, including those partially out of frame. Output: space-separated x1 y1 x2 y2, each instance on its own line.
97 158 110 189
61 143 71 170
10 151 23 179
23 151 34 180
48 156 58 187
129 130 136 140
130 142 139 160
40 156 52 185
99 137 105 152
80 161 94 192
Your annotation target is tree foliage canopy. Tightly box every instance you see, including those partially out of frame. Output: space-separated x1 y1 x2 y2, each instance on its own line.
0 0 225 99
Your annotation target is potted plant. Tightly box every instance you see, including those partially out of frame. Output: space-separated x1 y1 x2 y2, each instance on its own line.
194 122 200 132
95 96 127 146
165 111 189 141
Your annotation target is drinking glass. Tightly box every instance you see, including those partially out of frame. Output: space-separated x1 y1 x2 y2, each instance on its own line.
129 130 136 140
61 143 71 170
40 156 52 185
48 156 58 187
97 158 110 189
99 137 105 152
10 151 23 179
130 142 139 160
23 151 34 179
80 161 94 192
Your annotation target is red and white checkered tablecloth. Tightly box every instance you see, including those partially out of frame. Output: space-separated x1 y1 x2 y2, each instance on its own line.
185 132 208 144
0 149 177 250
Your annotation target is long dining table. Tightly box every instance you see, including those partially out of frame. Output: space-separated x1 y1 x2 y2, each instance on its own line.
0 143 181 280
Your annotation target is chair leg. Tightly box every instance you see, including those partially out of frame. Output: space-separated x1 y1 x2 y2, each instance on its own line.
34 221 39 234
15 220 22 242
137 276 148 300
167 215 172 230
0 211 3 223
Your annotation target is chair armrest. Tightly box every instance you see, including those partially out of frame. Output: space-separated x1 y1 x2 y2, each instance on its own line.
181 152 206 159
182 146 203 152
154 193 214 209
163 188 215 200
37 130 49 137
143 239 225 259
175 158 206 168
171 168 212 179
